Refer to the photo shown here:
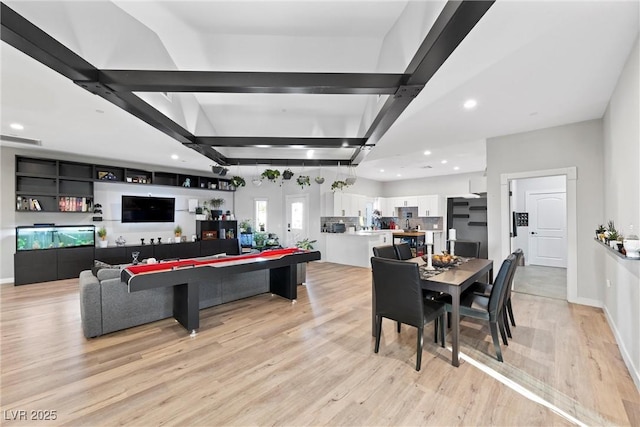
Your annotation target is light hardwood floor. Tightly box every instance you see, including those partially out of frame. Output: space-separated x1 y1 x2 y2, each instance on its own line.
1 262 638 426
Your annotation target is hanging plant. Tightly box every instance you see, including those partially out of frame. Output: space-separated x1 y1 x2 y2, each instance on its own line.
261 169 281 182
282 169 294 180
315 176 325 184
331 180 349 191
231 176 246 188
296 175 311 188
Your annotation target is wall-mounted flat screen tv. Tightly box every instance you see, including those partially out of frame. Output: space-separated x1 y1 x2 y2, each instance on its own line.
121 196 175 223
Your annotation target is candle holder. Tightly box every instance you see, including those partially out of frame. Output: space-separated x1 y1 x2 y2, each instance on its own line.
425 243 435 271
450 239 456 256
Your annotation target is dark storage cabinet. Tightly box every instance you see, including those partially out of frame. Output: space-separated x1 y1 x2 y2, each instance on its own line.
57 247 94 279
197 220 238 240
14 250 57 285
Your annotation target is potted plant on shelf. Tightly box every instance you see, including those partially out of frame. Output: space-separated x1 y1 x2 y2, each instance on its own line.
282 169 294 180
296 175 310 188
231 176 246 188
261 169 281 183
331 180 349 191
208 198 225 219
596 224 606 241
174 225 182 238
97 227 108 248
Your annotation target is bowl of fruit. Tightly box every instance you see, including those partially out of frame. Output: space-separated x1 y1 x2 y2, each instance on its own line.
423 253 459 267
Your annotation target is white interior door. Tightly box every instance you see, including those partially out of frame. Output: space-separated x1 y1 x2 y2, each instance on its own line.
285 194 309 247
527 191 567 267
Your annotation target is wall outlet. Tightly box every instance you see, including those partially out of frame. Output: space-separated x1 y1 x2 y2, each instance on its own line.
606 279 611 288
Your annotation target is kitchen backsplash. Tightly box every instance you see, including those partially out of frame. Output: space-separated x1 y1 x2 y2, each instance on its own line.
321 215 442 232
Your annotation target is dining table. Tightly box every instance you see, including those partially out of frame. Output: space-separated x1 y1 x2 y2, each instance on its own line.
371 256 493 367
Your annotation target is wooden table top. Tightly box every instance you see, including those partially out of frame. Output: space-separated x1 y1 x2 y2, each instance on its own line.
391 231 426 237
408 257 493 286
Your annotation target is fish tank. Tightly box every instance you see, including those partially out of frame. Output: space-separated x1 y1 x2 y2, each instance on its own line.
16 224 95 251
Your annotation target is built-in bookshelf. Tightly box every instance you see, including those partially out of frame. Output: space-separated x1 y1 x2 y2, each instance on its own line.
15 156 235 213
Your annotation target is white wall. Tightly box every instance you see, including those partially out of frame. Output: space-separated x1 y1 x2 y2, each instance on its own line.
487 119 604 303
381 171 484 198
602 37 640 390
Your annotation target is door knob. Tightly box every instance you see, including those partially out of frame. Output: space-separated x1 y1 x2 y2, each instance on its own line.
530 231 537 235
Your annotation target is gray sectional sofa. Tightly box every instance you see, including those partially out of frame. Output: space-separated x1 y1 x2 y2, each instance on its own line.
79 266 270 338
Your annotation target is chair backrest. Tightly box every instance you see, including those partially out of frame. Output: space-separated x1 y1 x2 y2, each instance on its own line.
453 241 481 258
394 243 413 260
372 245 398 259
370 257 424 328
487 254 517 319
504 248 524 300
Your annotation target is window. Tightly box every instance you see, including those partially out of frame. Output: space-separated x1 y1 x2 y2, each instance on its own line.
255 199 267 231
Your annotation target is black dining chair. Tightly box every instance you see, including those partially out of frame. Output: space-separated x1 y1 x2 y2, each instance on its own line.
371 257 446 371
372 245 398 259
443 254 516 362
467 249 522 337
394 243 413 260
451 241 481 258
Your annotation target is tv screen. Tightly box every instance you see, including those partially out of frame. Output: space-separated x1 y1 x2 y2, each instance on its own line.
121 196 175 223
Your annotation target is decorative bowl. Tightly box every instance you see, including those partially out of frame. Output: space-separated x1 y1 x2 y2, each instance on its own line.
423 254 458 267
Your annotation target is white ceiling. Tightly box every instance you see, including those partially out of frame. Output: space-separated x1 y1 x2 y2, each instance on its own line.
1 1 638 182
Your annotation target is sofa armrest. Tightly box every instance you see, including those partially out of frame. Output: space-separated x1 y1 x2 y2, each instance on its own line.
79 270 102 338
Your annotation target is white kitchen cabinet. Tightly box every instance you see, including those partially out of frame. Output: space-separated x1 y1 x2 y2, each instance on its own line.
418 195 440 216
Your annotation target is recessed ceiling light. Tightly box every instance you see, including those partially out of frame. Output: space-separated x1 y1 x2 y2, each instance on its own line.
441 160 448 164
256 145 271 148
306 149 314 158
95 109 104 114
171 154 179 160
453 166 460 171
380 169 385 173
341 141 349 147
463 99 477 110
10 123 24 130
423 150 431 156
396 174 402 177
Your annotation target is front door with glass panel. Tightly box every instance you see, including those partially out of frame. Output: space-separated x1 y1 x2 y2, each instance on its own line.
285 194 309 248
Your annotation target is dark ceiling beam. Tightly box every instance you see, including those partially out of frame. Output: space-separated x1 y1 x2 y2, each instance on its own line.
354 0 494 162
195 136 366 148
100 70 407 95
223 158 352 167
0 2 96 82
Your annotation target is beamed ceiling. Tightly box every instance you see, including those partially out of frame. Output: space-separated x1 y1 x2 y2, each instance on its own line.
1 1 638 181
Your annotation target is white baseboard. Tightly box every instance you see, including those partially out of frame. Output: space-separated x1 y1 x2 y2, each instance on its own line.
0 277 14 285
603 305 640 392
569 296 603 308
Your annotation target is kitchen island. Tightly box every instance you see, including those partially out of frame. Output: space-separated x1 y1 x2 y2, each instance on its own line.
322 231 393 268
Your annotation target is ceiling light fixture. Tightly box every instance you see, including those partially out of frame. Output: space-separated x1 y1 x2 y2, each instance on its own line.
396 174 402 177
424 150 431 156
454 166 460 170
256 145 271 148
341 141 349 148
306 150 314 159
171 154 179 160
10 123 24 130
463 99 477 109
380 169 385 173
441 160 448 164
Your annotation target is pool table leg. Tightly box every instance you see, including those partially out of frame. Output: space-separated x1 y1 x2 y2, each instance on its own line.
269 265 297 301
173 282 200 333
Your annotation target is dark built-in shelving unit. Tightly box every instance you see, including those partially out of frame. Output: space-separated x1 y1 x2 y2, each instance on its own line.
15 155 235 213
